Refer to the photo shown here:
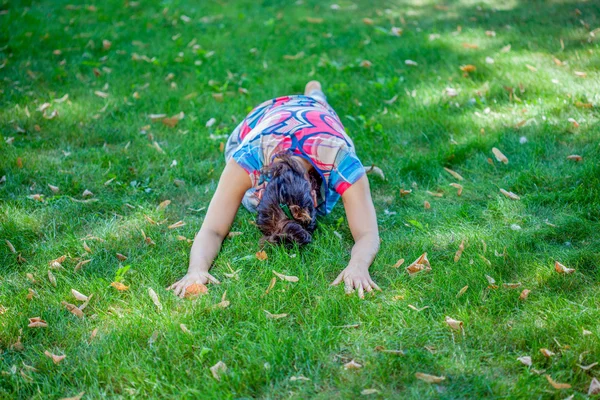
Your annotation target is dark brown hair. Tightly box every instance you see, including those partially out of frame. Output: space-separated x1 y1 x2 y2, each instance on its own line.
256 153 319 246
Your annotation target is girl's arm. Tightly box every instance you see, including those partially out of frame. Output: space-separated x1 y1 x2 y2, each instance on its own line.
168 159 252 297
331 175 381 298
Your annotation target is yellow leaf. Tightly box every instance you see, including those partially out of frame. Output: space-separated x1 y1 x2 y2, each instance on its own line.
415 372 445 383
443 167 464 181
459 64 476 72
110 281 129 291
392 258 405 268
272 270 299 282
545 375 571 389
264 310 288 319
454 240 465 262
256 250 268 261
492 147 508 164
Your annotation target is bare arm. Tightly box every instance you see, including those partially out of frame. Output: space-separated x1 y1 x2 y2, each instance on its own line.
331 175 381 298
168 159 252 297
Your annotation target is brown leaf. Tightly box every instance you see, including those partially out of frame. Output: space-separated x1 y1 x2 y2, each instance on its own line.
102 39 111 50
456 285 469 298
459 64 476 73
157 200 171 210
589 378 600 395
256 250 268 261
265 277 277 294
540 348 555 358
180 324 192 334
406 253 431 275
48 184 60 193
74 259 91 271
545 375 571 389
82 189 94 198
445 316 464 331
148 288 162 311
162 112 184 127
383 94 398 105
443 167 464 181
492 148 508 164
365 165 385 180
408 304 429 312
517 356 532 366
424 200 431 209
283 52 305 61
44 350 66 364
360 60 373 68
184 283 208 298
168 220 185 229
454 240 465 262
59 392 85 400
574 71 587 78
210 361 227 381
499 189 520 200
306 17 324 24
110 281 129 291
62 301 84 318
502 282 522 289
28 317 48 328
6 239 16 253
399 189 412 197
71 289 88 302
362 17 374 25
415 372 446 383
82 241 92 253
519 289 531 300
264 310 288 319
48 270 57 287
94 91 109 98
272 270 299 282
449 183 463 196
116 253 127 261
392 258 405 268
554 261 575 274
566 155 582 162
525 64 538 72
227 231 243 238
575 102 593 108
578 362 598 371
343 360 362 369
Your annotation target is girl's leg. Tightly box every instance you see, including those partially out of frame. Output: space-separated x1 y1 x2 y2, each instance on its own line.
304 80 327 104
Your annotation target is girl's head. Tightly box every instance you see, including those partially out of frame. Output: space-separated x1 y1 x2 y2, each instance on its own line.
256 153 319 246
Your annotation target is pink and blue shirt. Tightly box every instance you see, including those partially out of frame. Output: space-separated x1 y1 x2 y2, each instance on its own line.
226 95 365 215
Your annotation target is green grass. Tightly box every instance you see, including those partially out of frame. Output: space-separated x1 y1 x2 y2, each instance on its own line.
1 0 600 398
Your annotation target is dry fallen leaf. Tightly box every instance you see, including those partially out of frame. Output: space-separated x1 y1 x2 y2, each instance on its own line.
116 253 127 261
454 240 465 262
272 270 299 282
180 324 192 334
383 94 398 105
290 375 310 381
517 356 532 366
444 167 464 181
28 317 48 328
589 378 600 395
445 316 464 331
343 360 362 370
492 148 508 164
566 155 582 162
502 282 522 289
462 43 478 49
365 165 385 180
424 200 431 209
519 289 531 300
71 289 88 302
362 17 374 25
578 362 598 371
554 261 575 274
406 253 431 275
62 301 84 318
157 200 171 210
74 259 91 272
94 91 109 98
540 348 555 358
400 189 412 197
44 351 66 364
265 277 277 294
449 183 463 196
392 258 405 268
82 189 94 198
456 285 469 298
361 388 379 395
5 239 16 253
499 189 520 200
264 310 288 319
59 392 85 400
184 283 208 298
168 221 185 229
460 64 476 73
148 288 163 311
408 304 429 312
110 281 129 291
525 64 538 72
360 60 373 68
162 112 185 127
545 375 571 390
210 360 227 381
48 184 60 193
415 372 445 383
256 251 268 261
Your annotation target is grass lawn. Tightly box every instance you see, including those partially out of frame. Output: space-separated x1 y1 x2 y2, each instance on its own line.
1 0 600 398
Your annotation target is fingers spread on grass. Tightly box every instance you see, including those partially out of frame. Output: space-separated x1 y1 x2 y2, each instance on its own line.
357 282 365 299
344 277 354 294
369 279 382 291
207 274 221 284
331 271 344 286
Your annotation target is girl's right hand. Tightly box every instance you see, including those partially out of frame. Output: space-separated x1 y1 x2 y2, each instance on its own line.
167 270 221 298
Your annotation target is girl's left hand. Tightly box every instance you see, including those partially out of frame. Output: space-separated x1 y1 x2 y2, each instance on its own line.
331 265 381 298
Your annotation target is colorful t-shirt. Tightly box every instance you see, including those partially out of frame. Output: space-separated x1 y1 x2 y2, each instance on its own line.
225 95 365 215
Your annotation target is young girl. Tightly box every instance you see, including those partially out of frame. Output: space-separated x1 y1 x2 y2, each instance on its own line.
168 81 381 298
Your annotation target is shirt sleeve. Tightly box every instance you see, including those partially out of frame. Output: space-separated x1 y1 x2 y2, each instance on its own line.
232 141 262 187
328 146 365 196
